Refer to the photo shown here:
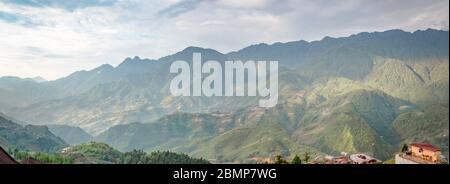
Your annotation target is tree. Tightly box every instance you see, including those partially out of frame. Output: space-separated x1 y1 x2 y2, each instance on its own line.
303 152 311 163
274 155 288 164
291 155 302 164
119 149 150 164
119 150 210 164
401 143 409 153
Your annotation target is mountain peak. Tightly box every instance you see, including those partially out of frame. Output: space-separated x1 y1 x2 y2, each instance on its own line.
117 56 145 68
123 56 143 62
88 64 114 75
93 64 114 72
183 46 205 51
0 76 22 81
30 76 47 83
0 76 47 83
321 36 336 41
181 46 222 54
413 28 449 36
158 46 225 62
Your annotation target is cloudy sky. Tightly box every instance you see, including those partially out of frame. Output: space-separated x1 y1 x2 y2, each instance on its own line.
0 0 449 80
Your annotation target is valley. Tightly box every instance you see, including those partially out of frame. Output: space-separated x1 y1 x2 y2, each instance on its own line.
0 29 448 163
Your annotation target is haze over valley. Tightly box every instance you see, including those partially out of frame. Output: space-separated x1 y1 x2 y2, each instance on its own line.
1 29 448 163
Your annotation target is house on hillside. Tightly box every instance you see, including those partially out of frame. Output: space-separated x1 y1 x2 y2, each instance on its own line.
395 143 445 164
410 143 441 163
349 154 381 164
309 153 379 164
0 146 18 164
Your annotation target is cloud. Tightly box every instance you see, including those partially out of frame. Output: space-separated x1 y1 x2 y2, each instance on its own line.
219 0 270 8
1 0 117 11
0 11 19 22
0 10 36 26
158 0 207 18
0 0 448 80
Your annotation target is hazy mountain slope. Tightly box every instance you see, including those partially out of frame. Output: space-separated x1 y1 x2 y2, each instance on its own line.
96 112 237 151
97 89 412 161
0 58 165 109
190 103 317 163
0 111 27 125
0 115 67 152
367 58 449 105
229 29 449 79
294 89 411 159
96 104 318 163
192 121 319 163
30 76 47 83
393 104 449 156
0 77 53 108
0 29 448 162
13 80 168 134
2 29 448 135
47 125 93 145
298 112 395 159
9 61 309 134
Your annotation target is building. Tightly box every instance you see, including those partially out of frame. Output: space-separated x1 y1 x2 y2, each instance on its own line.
395 143 444 164
410 143 441 163
330 156 353 164
0 146 18 164
349 154 380 164
309 154 379 164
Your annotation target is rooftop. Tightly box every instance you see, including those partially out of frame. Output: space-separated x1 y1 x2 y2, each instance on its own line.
0 146 18 164
411 143 441 152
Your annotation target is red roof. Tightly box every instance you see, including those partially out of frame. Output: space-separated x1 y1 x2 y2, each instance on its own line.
0 146 18 164
411 143 441 152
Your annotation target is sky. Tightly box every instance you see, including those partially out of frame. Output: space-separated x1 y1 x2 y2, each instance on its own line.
0 0 449 80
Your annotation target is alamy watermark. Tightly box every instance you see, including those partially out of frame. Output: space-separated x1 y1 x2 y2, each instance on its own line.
169 53 278 107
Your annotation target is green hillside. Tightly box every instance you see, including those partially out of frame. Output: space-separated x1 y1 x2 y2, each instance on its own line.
393 104 449 157
61 142 123 163
47 125 93 145
192 121 319 163
0 115 68 152
96 112 236 151
8 141 209 164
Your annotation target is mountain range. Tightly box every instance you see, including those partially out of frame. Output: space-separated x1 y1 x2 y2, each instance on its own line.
0 29 448 162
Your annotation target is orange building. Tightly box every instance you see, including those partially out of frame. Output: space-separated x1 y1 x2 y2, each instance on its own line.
410 143 441 163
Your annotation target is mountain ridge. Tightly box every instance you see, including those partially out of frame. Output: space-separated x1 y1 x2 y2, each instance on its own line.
0 28 448 162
